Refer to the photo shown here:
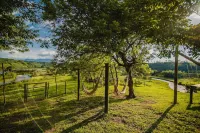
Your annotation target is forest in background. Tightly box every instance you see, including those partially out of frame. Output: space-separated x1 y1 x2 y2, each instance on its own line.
149 62 200 78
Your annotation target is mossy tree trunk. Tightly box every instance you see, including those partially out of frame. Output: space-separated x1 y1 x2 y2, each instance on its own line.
113 51 137 99
126 66 136 99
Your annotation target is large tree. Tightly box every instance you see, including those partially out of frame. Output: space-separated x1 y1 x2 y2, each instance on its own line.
42 0 197 98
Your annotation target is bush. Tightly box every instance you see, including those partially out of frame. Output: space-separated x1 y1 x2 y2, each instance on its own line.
134 79 143 86
159 70 187 78
0 72 17 80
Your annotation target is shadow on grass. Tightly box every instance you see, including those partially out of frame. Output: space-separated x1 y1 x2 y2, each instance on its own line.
61 110 105 133
186 104 200 111
0 95 125 132
45 96 124 132
0 118 46 133
0 104 52 133
145 104 175 133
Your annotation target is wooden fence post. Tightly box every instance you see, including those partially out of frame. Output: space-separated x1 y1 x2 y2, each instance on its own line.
47 82 49 98
24 84 28 102
105 63 109 113
45 82 47 98
27 84 28 102
65 81 66 94
78 69 80 101
190 87 193 104
2 63 6 105
24 84 26 102
174 45 178 104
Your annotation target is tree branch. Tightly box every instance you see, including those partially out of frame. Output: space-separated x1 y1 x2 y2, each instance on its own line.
179 52 200 66
125 35 143 52
112 56 124 66
125 38 137 52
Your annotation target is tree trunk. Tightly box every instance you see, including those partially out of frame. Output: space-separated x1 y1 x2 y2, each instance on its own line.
121 76 128 94
112 65 119 95
114 65 118 86
110 66 116 92
126 67 136 99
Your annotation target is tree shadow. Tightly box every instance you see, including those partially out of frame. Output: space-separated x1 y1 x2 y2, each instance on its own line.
0 105 53 133
145 104 175 133
0 92 126 132
44 96 125 131
61 110 105 133
186 104 200 111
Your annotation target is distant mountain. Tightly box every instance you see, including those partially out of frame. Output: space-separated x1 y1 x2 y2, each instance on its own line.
23 59 52 63
0 58 51 69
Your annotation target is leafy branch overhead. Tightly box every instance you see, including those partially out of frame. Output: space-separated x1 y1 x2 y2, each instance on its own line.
0 0 42 52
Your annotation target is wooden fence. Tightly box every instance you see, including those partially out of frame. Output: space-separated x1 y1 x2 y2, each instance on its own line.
24 81 67 102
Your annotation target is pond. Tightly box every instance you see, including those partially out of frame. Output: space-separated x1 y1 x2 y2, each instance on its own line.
15 75 31 82
0 75 31 86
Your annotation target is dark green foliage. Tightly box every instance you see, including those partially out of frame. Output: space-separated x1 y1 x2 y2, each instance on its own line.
184 24 200 58
149 62 200 73
0 72 16 80
159 70 187 79
0 0 40 52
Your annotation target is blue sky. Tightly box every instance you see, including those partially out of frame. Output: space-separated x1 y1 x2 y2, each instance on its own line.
0 19 56 60
0 11 200 62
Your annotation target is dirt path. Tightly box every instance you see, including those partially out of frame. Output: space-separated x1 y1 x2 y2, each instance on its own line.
153 78 187 93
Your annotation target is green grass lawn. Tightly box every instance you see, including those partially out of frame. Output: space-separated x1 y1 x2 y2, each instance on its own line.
179 78 200 86
0 75 200 133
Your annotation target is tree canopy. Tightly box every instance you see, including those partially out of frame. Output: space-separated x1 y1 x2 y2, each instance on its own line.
0 0 41 52
42 0 199 98
42 0 199 56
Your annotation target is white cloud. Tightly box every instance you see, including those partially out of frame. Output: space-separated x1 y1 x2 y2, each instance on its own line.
40 20 57 30
12 10 19 15
188 13 200 25
35 37 51 41
25 20 31 26
43 20 54 26
38 50 56 57
29 26 35 29
0 49 56 59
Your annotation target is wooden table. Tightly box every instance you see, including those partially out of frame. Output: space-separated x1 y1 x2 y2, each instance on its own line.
190 84 200 104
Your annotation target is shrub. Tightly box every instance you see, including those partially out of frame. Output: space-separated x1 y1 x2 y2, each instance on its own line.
160 70 187 78
0 72 17 80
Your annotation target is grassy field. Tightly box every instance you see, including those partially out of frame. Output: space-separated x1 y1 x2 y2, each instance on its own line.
179 78 200 86
0 75 200 133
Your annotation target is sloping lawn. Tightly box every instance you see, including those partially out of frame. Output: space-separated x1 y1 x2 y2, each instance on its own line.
0 75 200 133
